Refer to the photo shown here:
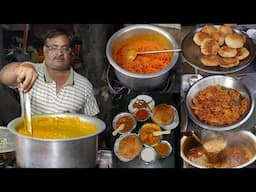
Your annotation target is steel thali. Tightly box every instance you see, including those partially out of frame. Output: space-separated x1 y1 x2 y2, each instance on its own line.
181 24 256 74
185 75 255 131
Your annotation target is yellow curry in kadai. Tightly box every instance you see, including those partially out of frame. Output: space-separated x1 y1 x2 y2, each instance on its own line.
16 117 98 139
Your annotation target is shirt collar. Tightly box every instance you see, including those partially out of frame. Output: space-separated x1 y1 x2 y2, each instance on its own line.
42 62 74 86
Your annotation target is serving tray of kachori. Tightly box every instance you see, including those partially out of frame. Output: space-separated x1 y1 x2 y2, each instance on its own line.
181 24 255 74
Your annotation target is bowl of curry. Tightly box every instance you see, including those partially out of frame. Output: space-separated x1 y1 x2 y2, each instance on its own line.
112 112 137 135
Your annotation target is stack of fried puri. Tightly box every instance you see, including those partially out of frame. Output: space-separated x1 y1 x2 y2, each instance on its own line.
193 24 250 68
152 104 175 126
118 134 142 160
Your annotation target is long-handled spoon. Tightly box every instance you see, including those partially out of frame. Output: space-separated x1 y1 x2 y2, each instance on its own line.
19 89 33 135
125 48 182 62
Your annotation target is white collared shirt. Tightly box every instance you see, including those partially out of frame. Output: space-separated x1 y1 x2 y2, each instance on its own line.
29 63 100 116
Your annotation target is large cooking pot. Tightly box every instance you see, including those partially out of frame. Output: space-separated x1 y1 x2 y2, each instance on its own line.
185 75 254 131
7 113 106 168
181 130 256 168
106 24 179 91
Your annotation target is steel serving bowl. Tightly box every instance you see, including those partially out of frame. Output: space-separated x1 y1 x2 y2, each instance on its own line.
106 24 179 91
185 75 254 131
180 130 256 168
112 112 137 134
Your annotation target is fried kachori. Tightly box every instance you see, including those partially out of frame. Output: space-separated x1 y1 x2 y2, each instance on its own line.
193 31 210 46
218 46 237 58
201 24 217 36
201 55 223 66
200 38 220 55
192 24 250 69
225 33 245 49
220 57 240 68
218 25 233 35
211 31 225 46
236 47 250 60
117 134 142 160
152 104 175 126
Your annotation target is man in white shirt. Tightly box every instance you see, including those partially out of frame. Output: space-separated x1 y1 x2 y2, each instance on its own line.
0 28 99 120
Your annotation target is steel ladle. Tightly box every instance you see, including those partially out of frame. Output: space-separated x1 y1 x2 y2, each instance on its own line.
191 131 226 153
19 89 33 135
125 48 182 62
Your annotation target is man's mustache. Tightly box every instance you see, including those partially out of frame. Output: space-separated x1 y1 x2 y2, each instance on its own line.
54 56 65 60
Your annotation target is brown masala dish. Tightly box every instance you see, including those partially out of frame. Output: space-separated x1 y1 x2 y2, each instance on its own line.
190 84 249 126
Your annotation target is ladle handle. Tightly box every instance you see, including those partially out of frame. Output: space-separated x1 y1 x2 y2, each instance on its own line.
191 131 203 145
112 124 125 136
137 48 182 54
153 130 171 136
20 90 33 134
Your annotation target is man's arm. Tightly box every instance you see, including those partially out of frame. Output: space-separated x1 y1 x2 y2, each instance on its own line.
0 62 38 92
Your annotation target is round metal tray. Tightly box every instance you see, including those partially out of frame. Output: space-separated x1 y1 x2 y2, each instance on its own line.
181 24 256 74
185 75 254 131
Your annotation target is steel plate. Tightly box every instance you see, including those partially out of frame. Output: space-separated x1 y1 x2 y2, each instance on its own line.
181 24 256 74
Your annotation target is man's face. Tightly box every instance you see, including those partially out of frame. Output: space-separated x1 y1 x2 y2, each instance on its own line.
43 35 72 71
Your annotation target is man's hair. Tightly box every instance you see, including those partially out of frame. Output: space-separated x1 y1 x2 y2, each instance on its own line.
43 28 72 45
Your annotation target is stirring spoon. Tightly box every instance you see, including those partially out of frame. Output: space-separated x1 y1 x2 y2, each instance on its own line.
191 131 226 153
125 48 182 62
19 85 33 135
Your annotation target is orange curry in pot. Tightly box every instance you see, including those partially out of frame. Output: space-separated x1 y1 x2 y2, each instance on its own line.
113 35 173 74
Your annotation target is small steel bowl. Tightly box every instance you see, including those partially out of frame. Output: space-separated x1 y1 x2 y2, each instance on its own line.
139 122 162 147
112 112 137 135
140 146 156 163
154 140 172 158
134 107 151 122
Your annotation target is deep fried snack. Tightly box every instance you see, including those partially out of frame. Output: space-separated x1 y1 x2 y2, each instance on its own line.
236 47 250 60
220 57 240 68
218 45 237 58
118 134 142 160
211 31 225 46
225 33 245 48
201 24 217 36
152 104 175 125
218 25 233 35
193 31 211 46
201 55 223 66
201 38 220 55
